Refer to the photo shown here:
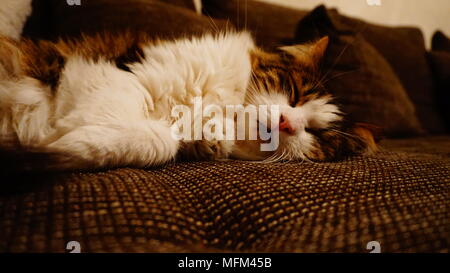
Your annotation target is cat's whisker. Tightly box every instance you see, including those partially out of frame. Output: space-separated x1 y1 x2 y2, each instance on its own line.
322 69 360 85
312 68 360 91
244 0 248 30
330 128 367 149
261 152 278 163
261 148 287 164
297 156 306 165
203 11 220 34
330 128 362 141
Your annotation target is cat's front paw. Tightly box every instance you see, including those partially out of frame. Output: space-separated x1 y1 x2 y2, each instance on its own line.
178 140 234 161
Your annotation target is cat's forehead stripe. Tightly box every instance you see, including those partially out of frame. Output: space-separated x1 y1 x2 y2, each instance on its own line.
250 51 324 106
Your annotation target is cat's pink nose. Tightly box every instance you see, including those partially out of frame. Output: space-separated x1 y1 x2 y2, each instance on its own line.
279 114 296 135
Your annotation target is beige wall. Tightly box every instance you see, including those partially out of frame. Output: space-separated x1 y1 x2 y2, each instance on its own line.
257 0 450 48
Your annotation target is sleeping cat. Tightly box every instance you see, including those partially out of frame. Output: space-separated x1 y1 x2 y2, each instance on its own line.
0 31 377 171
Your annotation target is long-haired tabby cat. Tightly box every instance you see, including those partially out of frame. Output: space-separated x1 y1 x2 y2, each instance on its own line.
0 31 377 171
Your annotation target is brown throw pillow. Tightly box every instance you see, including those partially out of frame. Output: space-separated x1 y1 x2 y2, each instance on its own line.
332 12 446 134
24 0 227 41
159 0 198 11
202 0 307 50
432 31 450 52
428 31 450 131
294 6 423 137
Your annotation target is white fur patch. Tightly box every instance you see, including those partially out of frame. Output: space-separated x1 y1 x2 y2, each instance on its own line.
300 97 342 129
0 0 32 39
130 32 254 121
0 32 256 169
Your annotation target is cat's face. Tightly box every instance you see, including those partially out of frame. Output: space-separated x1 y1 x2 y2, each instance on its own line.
232 37 377 162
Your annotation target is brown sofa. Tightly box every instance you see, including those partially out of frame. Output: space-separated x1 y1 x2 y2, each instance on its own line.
0 0 448 253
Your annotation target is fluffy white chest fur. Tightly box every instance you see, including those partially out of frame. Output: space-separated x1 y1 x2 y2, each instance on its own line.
0 32 256 169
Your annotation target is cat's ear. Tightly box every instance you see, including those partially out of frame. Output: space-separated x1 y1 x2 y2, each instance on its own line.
279 36 329 67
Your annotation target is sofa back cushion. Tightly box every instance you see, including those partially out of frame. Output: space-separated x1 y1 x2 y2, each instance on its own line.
328 11 446 134
202 0 307 50
23 0 227 41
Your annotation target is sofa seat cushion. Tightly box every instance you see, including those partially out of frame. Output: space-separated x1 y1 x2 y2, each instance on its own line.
0 136 448 253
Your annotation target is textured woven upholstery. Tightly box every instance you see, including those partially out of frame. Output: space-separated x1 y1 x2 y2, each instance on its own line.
1 0 448 254
1 137 448 253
